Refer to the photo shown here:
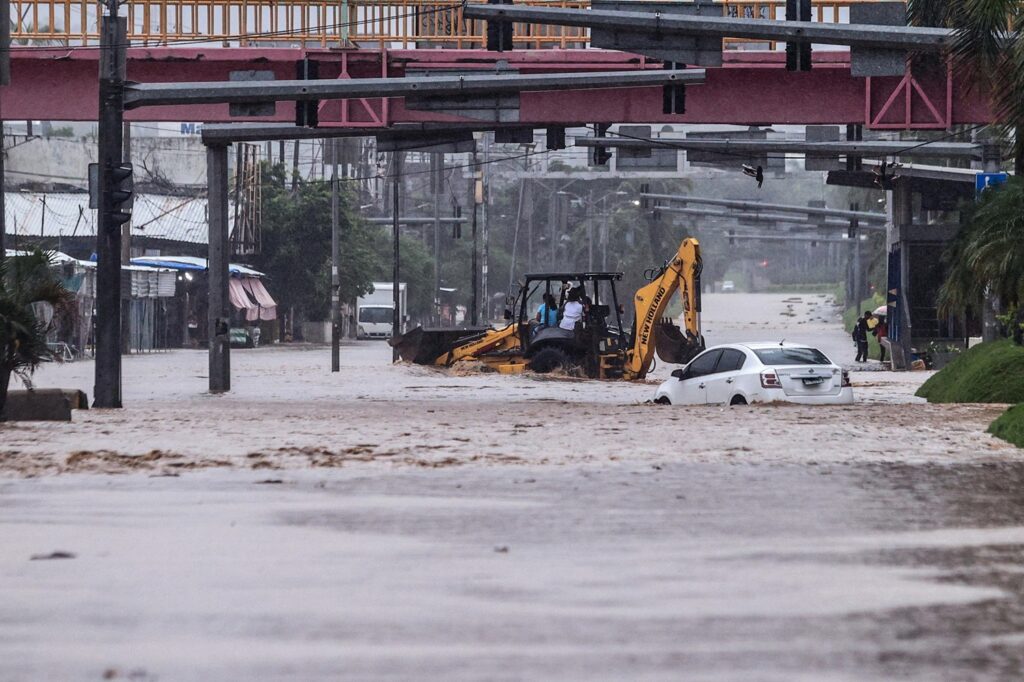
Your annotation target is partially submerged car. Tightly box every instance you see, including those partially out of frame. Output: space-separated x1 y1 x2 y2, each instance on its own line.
653 342 854 406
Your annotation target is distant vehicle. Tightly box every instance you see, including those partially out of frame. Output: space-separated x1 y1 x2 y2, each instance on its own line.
653 342 853 406
229 327 255 349
358 282 407 339
721 280 735 292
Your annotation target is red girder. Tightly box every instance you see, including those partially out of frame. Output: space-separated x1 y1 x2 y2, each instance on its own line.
0 47 993 128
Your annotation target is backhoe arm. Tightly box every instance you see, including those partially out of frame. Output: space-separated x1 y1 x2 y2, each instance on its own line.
624 237 703 380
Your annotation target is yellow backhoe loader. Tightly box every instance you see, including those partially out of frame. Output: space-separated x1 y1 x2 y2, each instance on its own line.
390 237 704 380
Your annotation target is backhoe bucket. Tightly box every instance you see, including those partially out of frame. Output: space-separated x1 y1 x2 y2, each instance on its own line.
389 326 489 365
654 319 705 366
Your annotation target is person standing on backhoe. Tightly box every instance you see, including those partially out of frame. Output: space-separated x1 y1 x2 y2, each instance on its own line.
559 289 584 330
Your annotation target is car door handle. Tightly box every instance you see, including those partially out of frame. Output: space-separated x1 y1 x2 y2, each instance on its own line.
726 378 734 384
698 382 705 389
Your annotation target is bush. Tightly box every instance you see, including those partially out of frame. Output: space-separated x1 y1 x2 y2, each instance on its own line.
989 404 1024 448
916 339 1024 403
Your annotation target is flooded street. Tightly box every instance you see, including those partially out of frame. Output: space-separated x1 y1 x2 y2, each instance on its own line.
2 293 1022 680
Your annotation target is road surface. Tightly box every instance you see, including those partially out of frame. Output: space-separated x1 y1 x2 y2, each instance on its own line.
1 292 1020 681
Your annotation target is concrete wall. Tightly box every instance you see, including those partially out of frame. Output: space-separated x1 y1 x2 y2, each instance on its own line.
3 134 211 189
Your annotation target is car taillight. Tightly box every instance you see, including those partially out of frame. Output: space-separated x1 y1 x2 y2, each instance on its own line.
841 370 851 387
760 371 782 389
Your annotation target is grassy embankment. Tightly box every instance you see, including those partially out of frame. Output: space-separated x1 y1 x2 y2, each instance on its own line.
916 340 1024 448
916 340 1024 403
990 405 1024 449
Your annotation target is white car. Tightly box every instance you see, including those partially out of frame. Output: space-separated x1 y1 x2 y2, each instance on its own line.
653 342 854 406
721 280 735 292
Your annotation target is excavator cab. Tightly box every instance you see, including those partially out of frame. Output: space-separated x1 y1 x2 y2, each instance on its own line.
515 272 630 378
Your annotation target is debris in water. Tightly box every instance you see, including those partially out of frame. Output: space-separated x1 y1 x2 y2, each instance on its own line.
30 551 76 561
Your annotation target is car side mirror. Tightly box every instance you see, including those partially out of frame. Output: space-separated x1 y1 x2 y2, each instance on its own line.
503 308 512 320
671 368 685 380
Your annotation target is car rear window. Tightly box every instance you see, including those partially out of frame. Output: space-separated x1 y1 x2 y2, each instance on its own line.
753 347 831 366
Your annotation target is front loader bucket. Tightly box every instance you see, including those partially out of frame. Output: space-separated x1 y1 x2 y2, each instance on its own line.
389 326 489 365
654 318 705 366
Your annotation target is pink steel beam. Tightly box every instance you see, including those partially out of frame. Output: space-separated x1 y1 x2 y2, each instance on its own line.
0 47 993 127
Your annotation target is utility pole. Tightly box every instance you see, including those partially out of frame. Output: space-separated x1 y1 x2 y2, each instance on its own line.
121 121 132 355
548 196 556 270
331 138 340 372
391 151 402 362
470 150 480 326
94 0 128 408
849 204 861 306
481 133 490 321
587 188 594 271
431 152 442 325
507 174 527 296
291 140 300 192
0 0 8 265
0 131 5 265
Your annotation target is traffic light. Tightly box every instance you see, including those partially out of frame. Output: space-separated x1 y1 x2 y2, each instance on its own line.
295 58 320 128
663 61 686 114
588 123 612 167
485 0 514 51
546 127 566 151
452 203 462 238
108 163 133 225
640 183 650 210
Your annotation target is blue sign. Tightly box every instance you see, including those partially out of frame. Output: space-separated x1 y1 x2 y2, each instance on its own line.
976 172 1009 196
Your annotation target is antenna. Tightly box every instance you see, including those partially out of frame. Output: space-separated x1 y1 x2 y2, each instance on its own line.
779 338 785 346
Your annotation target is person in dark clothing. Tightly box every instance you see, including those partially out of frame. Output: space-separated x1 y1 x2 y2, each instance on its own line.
853 311 873 363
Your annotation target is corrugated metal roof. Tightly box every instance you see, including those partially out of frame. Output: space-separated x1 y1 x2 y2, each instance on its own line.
3 192 235 245
131 256 266 278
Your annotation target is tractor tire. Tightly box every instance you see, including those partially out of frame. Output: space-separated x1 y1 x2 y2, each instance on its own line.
529 347 573 374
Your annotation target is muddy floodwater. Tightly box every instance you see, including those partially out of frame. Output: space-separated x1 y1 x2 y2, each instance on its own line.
1 293 1022 680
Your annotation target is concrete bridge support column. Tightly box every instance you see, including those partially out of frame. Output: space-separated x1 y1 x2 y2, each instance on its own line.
889 179 913 370
207 142 231 393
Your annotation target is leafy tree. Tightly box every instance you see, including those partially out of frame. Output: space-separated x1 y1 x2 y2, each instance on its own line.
938 177 1024 342
0 250 73 419
256 163 379 326
368 231 436 323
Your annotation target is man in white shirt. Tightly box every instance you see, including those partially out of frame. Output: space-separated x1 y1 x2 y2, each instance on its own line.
559 289 584 330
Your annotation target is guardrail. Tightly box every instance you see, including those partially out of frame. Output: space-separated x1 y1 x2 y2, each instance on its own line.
7 0 894 48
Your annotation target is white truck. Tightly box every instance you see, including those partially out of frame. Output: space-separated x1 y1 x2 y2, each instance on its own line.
357 282 407 339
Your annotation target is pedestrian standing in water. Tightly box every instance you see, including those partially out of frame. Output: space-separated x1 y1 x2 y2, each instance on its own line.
873 313 889 364
852 311 873 363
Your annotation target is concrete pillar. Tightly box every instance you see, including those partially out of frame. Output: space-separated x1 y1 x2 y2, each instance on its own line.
890 180 913 370
207 143 231 393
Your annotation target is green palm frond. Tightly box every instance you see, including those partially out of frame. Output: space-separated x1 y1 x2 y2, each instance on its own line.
939 178 1024 317
0 249 75 384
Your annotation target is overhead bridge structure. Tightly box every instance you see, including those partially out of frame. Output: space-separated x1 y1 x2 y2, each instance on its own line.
0 0 995 129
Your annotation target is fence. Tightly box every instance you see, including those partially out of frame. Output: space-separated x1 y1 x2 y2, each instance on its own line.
7 0 895 49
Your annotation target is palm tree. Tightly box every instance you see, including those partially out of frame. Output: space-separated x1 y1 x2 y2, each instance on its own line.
938 177 1024 342
908 0 1024 173
0 250 74 419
